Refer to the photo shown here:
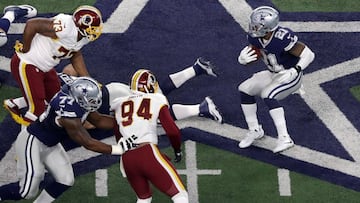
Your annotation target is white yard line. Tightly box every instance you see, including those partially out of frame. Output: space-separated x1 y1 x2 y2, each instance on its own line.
177 140 222 203
95 169 108 197
278 169 292 196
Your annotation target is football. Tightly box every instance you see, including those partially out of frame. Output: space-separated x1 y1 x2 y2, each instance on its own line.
250 45 262 59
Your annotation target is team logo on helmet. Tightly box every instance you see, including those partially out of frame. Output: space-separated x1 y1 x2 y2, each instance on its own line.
248 6 279 38
130 69 159 93
73 5 103 41
69 77 102 112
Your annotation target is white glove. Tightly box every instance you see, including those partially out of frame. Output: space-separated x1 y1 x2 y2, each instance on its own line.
238 46 258 65
275 68 299 84
111 135 138 155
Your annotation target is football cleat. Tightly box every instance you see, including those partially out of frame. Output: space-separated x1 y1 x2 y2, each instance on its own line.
199 96 223 124
238 125 264 148
3 99 25 125
4 5 37 19
273 136 294 153
194 57 218 77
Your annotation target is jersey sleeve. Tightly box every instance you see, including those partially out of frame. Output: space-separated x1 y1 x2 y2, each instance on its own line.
275 27 298 51
53 94 84 119
158 104 181 151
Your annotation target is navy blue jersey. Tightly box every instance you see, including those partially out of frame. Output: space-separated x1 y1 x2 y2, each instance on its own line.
248 26 300 72
27 90 88 147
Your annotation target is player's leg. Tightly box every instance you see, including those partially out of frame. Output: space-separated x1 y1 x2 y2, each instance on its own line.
3 5 37 19
0 12 13 47
44 69 61 102
160 57 217 95
0 130 45 200
0 5 37 47
170 96 223 123
238 70 271 148
122 146 153 201
261 72 302 153
145 145 188 201
9 54 47 126
34 144 74 202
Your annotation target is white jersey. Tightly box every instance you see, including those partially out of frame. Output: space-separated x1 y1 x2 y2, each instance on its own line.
111 92 169 145
17 14 90 72
105 82 132 105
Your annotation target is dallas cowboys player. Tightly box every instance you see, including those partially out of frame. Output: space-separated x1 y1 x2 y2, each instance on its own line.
237 6 315 153
0 77 134 202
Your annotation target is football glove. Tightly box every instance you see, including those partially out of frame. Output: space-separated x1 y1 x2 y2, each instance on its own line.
111 135 138 155
275 67 299 84
238 46 258 65
14 40 23 53
174 149 182 163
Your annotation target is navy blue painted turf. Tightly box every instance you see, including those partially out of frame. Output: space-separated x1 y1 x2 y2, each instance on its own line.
1 0 359 191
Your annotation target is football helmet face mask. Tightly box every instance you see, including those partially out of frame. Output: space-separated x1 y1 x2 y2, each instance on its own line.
248 6 279 38
130 69 159 93
73 5 103 41
69 77 102 112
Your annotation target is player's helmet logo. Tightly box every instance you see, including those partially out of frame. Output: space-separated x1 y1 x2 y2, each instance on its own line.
130 69 159 93
73 5 103 41
248 6 279 38
69 77 102 112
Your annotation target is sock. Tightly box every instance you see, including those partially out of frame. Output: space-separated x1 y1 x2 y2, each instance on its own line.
0 18 11 33
3 11 15 23
13 97 28 109
41 181 71 201
160 67 195 95
34 190 55 203
171 104 199 120
241 103 260 130
269 107 289 138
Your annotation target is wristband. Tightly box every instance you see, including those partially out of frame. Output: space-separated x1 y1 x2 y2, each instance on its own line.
111 145 124 155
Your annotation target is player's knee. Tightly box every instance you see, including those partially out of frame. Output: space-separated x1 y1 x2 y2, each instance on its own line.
136 197 152 203
171 190 189 203
238 83 248 92
60 173 75 186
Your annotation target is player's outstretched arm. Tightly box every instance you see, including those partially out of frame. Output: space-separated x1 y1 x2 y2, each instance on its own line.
59 117 126 155
86 111 115 129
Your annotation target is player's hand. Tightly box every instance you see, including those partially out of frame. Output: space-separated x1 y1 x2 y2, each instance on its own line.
112 135 138 155
276 68 299 84
174 149 182 163
14 40 23 53
238 46 257 65
119 134 138 151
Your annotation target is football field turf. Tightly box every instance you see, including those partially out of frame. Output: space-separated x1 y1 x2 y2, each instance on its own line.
1 0 360 202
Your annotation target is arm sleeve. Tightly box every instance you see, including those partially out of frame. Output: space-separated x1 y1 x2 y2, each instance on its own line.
159 105 181 151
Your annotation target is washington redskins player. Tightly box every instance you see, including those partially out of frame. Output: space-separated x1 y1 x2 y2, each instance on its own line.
109 69 189 203
5 5 102 126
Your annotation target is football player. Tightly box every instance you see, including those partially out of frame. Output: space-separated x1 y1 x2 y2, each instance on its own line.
237 6 315 153
94 69 189 203
6 5 102 126
0 77 134 202
0 5 37 47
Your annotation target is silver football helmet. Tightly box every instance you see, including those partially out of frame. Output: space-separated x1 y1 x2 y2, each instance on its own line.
248 6 279 38
69 77 102 112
